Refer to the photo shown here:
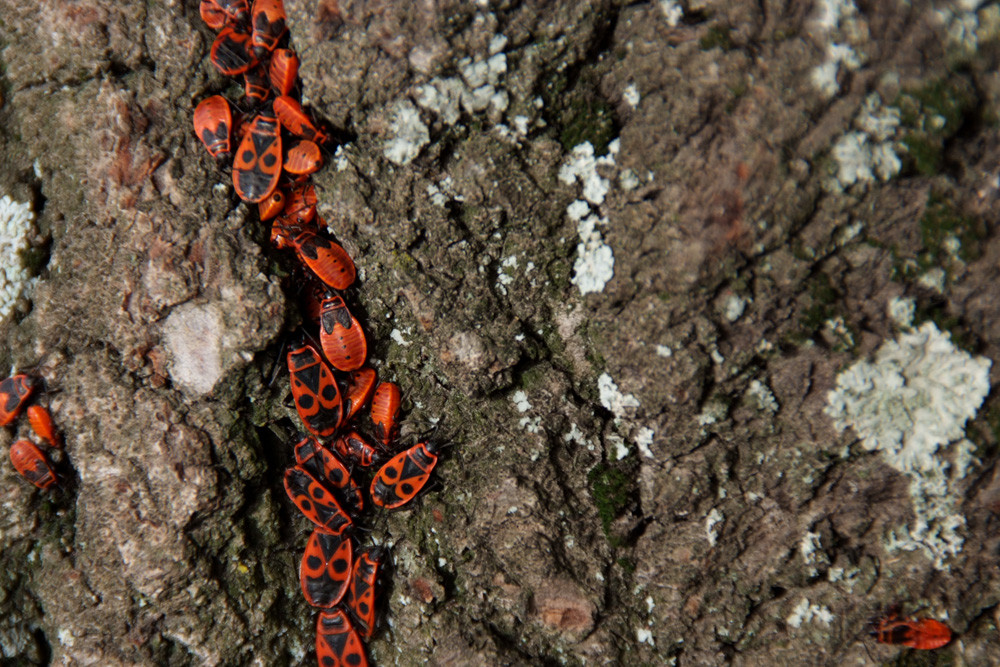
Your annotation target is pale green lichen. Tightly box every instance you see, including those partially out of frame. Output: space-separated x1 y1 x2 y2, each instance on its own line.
825 320 992 567
825 321 990 470
0 195 37 321
830 94 902 189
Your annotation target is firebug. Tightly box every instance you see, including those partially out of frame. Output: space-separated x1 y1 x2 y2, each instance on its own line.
334 430 380 468
10 439 56 490
268 48 299 96
215 0 249 24
258 187 287 221
210 26 257 76
300 528 353 608
232 110 282 203
284 228 356 290
27 405 60 449
283 465 352 535
282 182 317 225
345 547 387 639
319 295 367 372
283 139 322 176
287 343 343 438
342 367 377 422
270 218 293 250
298 280 327 325
250 0 287 57
243 63 270 103
369 441 440 510
370 381 401 446
294 436 364 513
273 95 329 145
0 374 36 426
199 0 226 30
193 95 234 160
870 613 952 650
316 609 368 667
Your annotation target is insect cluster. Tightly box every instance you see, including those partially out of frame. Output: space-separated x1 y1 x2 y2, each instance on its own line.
194 1 441 664
2 373 62 490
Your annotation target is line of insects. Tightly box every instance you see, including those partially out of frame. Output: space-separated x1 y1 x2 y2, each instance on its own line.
195 1 443 664
2 373 63 490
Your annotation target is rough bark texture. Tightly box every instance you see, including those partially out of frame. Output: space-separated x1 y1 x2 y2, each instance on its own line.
1 0 1000 665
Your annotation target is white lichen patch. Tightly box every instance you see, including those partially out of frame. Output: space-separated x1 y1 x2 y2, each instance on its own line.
825 321 990 471
887 296 915 329
809 0 865 98
658 0 684 26
858 94 901 142
497 255 519 289
827 564 861 591
56 628 76 648
572 213 615 295
609 433 630 461
163 302 225 395
746 379 779 413
559 141 618 206
512 390 532 413
518 415 542 434
655 344 672 358
825 320 992 567
390 328 410 346
559 140 626 295
705 508 724 546
598 372 640 418
0 195 38 321
333 144 351 172
884 443 973 567
799 531 823 577
383 100 430 166
723 293 749 322
832 132 873 184
813 0 856 31
934 0 995 52
697 400 728 427
635 426 655 459
564 423 594 451
623 83 641 108
413 37 510 127
824 316 854 350
786 598 834 628
837 220 865 245
919 267 947 293
619 168 640 191
831 94 902 190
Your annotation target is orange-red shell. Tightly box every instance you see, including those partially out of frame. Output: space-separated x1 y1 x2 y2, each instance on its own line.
370 382 401 446
269 48 299 96
319 295 367 371
27 405 60 449
0 374 36 426
284 139 322 176
232 112 281 203
10 439 56 489
870 616 952 650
